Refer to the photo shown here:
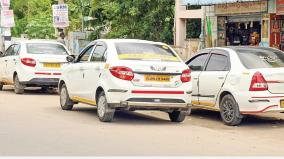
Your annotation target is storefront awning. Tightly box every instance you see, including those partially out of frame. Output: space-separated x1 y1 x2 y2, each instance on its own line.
181 0 261 6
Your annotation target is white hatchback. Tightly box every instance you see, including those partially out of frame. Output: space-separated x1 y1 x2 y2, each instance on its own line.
187 47 284 126
0 40 70 94
59 39 192 122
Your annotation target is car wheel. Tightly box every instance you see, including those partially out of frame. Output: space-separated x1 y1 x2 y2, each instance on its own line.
168 110 187 123
220 94 243 126
60 84 74 110
14 74 25 94
0 83 3 91
97 91 115 122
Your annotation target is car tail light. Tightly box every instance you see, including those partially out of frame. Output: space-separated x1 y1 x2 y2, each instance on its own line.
249 71 268 91
21 58 36 67
181 69 191 83
109 66 134 81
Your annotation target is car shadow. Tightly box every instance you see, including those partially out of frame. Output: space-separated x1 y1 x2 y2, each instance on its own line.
71 106 174 125
1 87 58 96
190 109 284 128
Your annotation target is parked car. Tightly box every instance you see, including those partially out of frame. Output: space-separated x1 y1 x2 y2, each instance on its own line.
186 47 284 126
0 40 70 94
59 39 192 122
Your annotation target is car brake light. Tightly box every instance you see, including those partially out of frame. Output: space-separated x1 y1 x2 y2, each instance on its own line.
181 69 191 83
109 66 134 81
21 58 36 67
249 71 268 91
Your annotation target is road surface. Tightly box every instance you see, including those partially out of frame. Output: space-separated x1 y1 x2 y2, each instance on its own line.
0 86 284 156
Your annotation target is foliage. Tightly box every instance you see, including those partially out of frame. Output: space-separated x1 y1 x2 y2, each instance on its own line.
90 0 175 44
11 0 56 38
186 19 201 39
11 0 175 44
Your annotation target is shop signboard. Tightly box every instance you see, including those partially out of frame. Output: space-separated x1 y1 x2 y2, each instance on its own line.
215 1 268 15
277 0 284 15
52 4 69 28
1 9 15 27
261 14 269 44
217 17 226 46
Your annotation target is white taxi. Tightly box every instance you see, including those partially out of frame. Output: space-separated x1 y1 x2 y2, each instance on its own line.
59 39 192 122
0 40 70 94
187 47 284 126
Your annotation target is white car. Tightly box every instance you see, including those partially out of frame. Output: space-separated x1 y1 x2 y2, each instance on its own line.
59 39 192 122
186 47 284 126
0 40 70 94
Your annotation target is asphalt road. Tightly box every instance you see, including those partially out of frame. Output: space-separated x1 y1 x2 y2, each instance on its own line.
1 86 284 156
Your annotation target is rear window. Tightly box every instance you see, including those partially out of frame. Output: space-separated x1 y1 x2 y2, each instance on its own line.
236 48 284 69
27 43 68 55
115 42 180 62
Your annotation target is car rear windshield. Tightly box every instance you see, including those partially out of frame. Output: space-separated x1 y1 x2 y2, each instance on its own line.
27 43 68 55
236 48 284 69
115 42 180 62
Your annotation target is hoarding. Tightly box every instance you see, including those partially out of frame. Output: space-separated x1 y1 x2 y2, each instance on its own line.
52 4 69 28
1 0 10 9
1 9 15 27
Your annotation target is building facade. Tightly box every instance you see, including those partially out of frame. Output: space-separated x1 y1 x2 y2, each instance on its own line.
175 0 284 55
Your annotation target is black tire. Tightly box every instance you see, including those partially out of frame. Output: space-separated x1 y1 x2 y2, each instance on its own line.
168 110 187 123
220 94 243 126
97 91 115 122
0 83 3 91
60 84 74 110
14 74 25 94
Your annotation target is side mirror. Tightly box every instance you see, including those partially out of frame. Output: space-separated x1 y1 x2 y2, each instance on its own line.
0 51 4 57
189 65 202 71
66 55 76 63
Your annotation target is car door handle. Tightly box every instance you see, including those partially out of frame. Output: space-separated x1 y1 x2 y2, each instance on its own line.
218 77 225 79
13 59 16 61
4 60 7 62
193 78 198 80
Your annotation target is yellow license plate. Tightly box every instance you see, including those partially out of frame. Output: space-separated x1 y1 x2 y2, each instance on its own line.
280 100 284 108
144 75 171 82
43 63 61 68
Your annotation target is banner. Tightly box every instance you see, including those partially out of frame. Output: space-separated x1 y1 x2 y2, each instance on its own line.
52 4 69 28
215 1 267 15
1 0 10 9
1 10 15 27
277 0 284 15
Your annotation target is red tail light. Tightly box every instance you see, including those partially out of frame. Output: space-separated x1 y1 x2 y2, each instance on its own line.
181 69 191 83
21 58 36 67
109 66 134 81
249 72 268 91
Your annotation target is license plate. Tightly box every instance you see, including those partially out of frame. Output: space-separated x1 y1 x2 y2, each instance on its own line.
144 75 171 82
43 63 61 68
280 100 284 108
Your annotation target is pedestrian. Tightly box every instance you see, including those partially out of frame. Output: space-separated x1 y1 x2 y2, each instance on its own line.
57 32 66 45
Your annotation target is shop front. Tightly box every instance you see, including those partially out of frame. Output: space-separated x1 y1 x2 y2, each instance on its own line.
215 1 268 47
270 0 284 51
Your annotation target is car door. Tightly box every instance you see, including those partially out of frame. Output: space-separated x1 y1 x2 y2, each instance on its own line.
1 45 15 83
198 49 230 107
65 44 95 97
83 42 107 100
5 44 20 82
0 51 6 82
186 51 210 105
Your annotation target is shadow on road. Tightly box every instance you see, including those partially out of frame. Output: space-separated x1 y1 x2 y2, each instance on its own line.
1 87 58 96
71 107 174 125
190 109 284 128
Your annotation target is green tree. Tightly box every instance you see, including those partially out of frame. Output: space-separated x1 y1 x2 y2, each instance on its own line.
11 0 56 38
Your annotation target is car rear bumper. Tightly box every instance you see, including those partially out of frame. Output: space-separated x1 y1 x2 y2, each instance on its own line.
21 78 59 87
109 101 191 111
